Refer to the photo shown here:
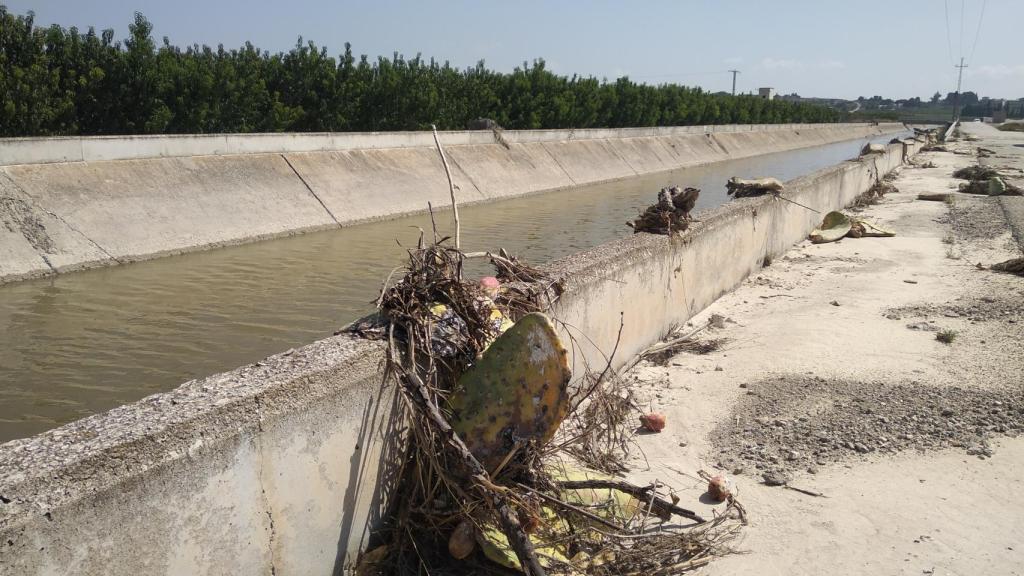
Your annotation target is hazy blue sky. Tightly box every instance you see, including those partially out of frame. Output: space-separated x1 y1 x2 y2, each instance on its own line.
8 0 1023 100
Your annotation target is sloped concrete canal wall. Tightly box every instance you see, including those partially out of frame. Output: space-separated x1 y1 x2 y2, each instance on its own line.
0 123 903 284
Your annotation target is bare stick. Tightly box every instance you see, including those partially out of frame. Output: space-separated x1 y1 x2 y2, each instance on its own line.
595 312 625 387
770 191 821 214
514 483 624 532
784 484 827 498
396 341 546 575
618 320 712 375
375 266 404 308
431 124 460 250
556 479 705 524
640 322 711 358
571 313 625 409
426 201 440 244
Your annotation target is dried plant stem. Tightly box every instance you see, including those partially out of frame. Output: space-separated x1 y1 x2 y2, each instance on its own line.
620 320 713 374
648 555 714 575
426 201 440 243
514 483 624 532
594 312 624 390
370 232 744 574
571 313 624 409
770 191 821 214
784 485 827 498
641 323 711 358
431 124 460 251
398 361 547 575
556 479 705 524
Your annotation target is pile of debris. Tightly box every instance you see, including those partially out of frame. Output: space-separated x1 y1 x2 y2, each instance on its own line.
859 142 887 156
627 185 699 235
991 258 1024 276
913 127 940 143
725 176 784 199
637 322 729 367
354 236 745 575
809 211 894 243
954 165 999 181
953 164 1023 196
852 175 899 208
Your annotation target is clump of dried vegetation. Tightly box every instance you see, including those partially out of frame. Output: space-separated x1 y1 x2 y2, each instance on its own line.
953 165 999 181
354 227 745 575
644 336 728 366
628 186 699 235
950 164 1023 196
990 257 1024 276
556 369 638 475
852 175 899 208
725 176 785 199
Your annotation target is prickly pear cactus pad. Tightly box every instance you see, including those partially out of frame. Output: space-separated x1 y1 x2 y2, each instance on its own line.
810 211 852 244
448 312 571 470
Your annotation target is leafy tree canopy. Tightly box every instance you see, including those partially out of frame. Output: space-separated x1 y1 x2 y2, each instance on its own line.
0 7 843 137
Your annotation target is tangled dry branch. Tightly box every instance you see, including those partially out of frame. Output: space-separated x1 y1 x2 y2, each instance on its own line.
359 232 744 575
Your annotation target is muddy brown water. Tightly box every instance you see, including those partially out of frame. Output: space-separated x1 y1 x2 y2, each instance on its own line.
0 134 906 442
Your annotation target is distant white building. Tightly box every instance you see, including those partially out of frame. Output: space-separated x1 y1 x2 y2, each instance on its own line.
758 87 776 100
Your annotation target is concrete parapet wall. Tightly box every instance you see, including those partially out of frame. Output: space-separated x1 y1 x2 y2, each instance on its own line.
0 123 903 284
0 139 919 575
0 337 397 576
546 144 913 375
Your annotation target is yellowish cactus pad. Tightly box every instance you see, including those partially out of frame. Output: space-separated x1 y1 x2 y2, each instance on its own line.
448 312 571 470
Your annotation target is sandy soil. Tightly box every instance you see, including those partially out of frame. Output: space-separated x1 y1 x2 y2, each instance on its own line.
621 125 1024 576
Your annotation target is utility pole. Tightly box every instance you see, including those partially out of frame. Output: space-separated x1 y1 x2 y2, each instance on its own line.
953 57 968 122
728 69 740 96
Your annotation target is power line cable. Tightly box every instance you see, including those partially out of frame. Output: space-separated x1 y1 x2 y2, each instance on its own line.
959 0 966 59
632 70 731 79
968 0 987 64
943 0 955 66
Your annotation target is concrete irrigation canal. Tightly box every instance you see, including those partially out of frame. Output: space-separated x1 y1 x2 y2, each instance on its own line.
1 122 943 574
0 124 907 442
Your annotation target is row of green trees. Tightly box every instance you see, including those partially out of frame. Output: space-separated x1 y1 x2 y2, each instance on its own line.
0 8 843 137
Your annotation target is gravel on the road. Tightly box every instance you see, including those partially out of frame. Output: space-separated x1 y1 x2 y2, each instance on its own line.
712 375 1024 479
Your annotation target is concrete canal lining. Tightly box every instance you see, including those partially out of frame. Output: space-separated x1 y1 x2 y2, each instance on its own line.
0 123 903 284
0 138 921 575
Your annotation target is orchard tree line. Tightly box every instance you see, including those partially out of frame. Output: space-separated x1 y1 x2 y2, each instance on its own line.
0 8 843 137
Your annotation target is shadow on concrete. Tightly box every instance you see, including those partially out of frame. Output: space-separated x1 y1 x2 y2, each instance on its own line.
332 380 406 575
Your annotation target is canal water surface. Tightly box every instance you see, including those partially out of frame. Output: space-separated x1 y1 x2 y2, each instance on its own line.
0 133 906 441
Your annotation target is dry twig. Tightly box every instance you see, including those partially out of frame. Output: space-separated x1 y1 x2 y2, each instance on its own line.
431 124 461 251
